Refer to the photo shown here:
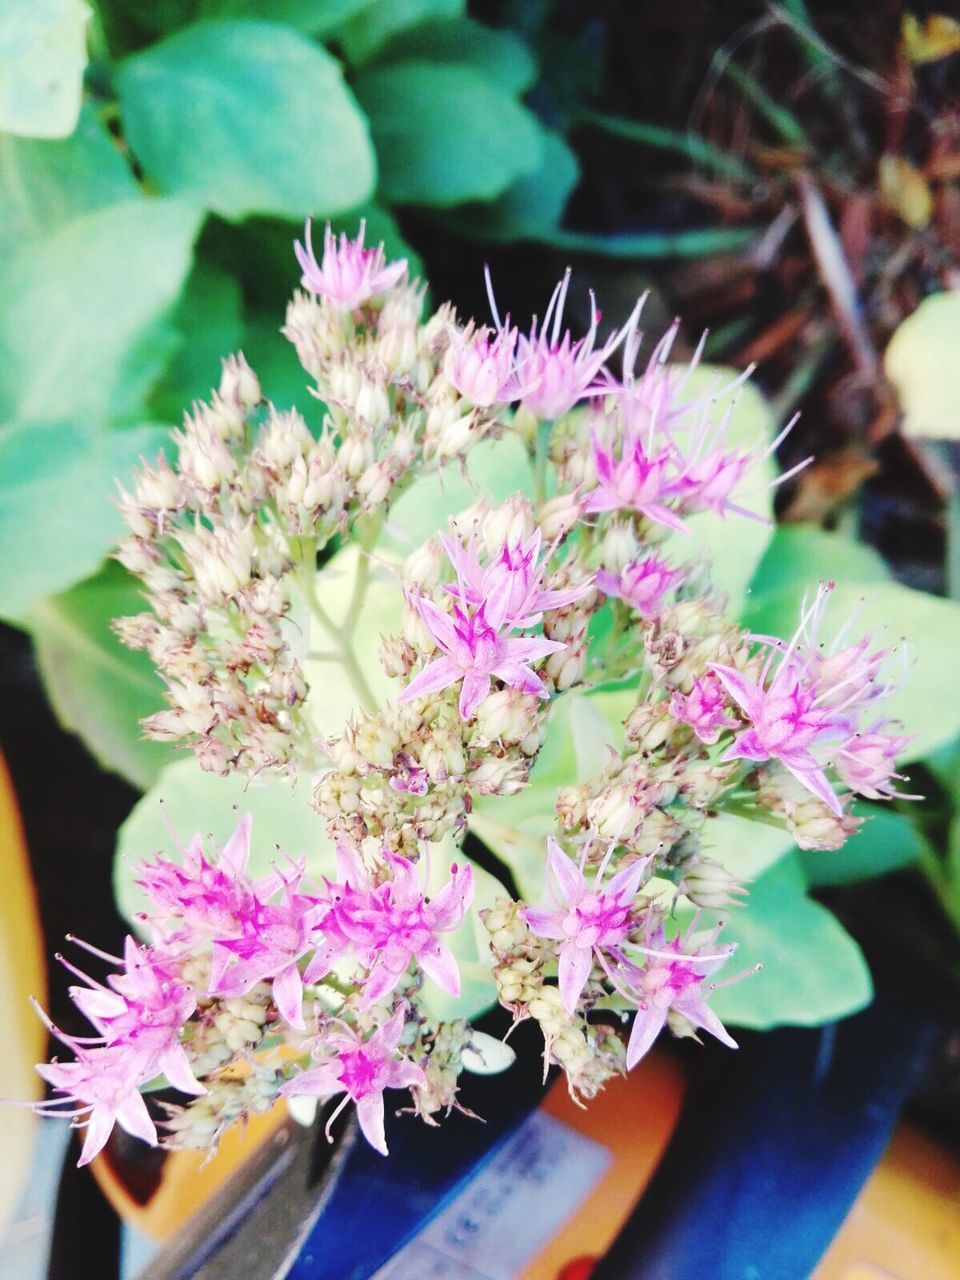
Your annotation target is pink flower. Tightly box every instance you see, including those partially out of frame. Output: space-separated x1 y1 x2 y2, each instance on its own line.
583 426 688 533
207 872 317 1030
294 219 407 309
623 920 737 1069
670 673 739 745
444 322 522 408
338 854 475 1007
280 1008 426 1155
835 728 913 800
137 813 274 943
711 585 904 815
398 594 563 720
486 267 644 421
66 937 203 1096
596 555 682 620
36 1046 159 1167
441 528 591 629
523 838 648 1014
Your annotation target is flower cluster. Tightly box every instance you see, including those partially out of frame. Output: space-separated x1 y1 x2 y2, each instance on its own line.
30 221 916 1165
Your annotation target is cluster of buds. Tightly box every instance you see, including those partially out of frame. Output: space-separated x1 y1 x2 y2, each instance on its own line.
33 222 918 1165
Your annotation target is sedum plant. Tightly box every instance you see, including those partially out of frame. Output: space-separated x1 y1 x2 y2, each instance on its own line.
29 225 915 1165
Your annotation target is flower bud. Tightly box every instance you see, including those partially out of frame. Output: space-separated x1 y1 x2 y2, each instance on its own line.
537 491 584 542
220 353 261 410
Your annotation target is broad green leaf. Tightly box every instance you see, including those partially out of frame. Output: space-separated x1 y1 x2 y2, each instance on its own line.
337 0 463 63
695 855 872 1028
243 312 316 415
375 18 537 94
884 290 960 439
0 0 89 138
0 198 201 424
0 102 137 257
198 0 375 34
745 578 960 762
354 60 543 206
700 812 796 881
383 433 534 555
149 260 243 423
451 131 579 242
744 525 890 610
0 421 169 622
28 561 172 789
117 21 376 221
799 804 924 887
115 757 333 924
300 543 405 736
662 367 778 612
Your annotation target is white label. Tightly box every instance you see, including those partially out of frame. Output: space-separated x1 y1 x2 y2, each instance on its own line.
374 1111 612 1280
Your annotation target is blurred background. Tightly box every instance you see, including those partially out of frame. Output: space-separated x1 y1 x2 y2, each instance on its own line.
2 1 960 1276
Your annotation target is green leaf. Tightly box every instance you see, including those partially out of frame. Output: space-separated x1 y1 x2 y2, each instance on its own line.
375 17 537 94
300 543 405 736
0 0 89 138
354 60 543 206
337 0 463 63
745 578 960 762
450 131 579 242
383 433 535 555
117 21 376 221
0 198 201 425
28 561 173 789
884 290 960 439
799 804 925 887
697 855 872 1029
114 757 335 923
0 421 170 622
662 367 778 613
198 0 374 34
0 102 138 257
700 812 797 881
149 260 244 423
745 525 890 607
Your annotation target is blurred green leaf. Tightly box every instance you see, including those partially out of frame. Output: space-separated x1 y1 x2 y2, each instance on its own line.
419 840 501 1022
745 579 960 762
450 131 579 242
375 17 537 93
199 0 377 35
354 60 543 206
0 102 137 257
695 855 872 1028
29 561 173 789
799 804 924 887
884 290 960 440
0 198 201 424
0 421 169 622
745 526 890 607
547 226 759 259
701 812 797 881
117 21 376 220
337 0 463 63
149 260 243 422
0 0 89 138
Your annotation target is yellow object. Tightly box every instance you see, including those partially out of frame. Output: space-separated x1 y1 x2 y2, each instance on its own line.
0 751 46 1235
91 1102 287 1242
812 1122 960 1280
902 14 960 65
520 1050 686 1279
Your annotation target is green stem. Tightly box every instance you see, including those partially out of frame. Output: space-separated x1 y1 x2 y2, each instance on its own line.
294 538 379 714
578 109 757 184
945 481 960 605
534 419 553 504
722 61 811 149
